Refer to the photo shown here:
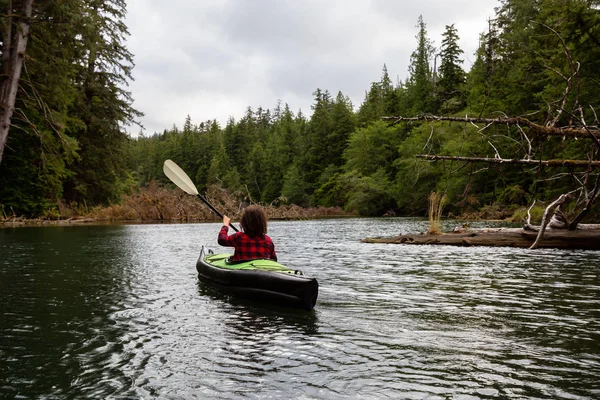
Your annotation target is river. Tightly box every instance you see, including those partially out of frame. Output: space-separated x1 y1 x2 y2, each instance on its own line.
1 218 599 399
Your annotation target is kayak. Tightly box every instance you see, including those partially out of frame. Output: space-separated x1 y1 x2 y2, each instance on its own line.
196 246 319 311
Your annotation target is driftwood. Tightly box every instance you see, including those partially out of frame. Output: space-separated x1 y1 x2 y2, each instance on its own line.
361 226 600 250
528 194 571 249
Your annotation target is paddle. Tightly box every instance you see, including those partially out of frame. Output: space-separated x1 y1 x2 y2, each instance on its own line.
163 159 239 232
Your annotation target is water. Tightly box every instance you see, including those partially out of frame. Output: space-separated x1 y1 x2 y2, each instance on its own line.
1 218 599 399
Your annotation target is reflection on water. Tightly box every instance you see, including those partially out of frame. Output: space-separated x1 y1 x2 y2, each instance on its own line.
1 219 599 399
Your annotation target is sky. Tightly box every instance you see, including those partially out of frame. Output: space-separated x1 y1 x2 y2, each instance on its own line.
124 0 500 136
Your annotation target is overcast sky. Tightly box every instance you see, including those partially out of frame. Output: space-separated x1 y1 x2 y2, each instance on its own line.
124 0 500 136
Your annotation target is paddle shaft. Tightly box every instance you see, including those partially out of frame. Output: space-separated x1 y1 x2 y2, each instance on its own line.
197 193 239 232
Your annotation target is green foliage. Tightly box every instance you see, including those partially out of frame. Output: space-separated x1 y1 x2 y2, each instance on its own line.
344 120 399 177
498 185 527 205
345 170 395 216
282 162 311 206
510 204 546 224
313 171 349 208
313 168 394 215
207 145 242 192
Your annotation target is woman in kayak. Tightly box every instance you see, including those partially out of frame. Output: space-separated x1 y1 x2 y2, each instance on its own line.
218 205 277 262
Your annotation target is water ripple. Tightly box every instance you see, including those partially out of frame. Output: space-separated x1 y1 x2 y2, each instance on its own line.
1 219 599 399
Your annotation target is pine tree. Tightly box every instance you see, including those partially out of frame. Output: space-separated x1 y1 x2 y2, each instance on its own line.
306 89 333 185
357 82 384 126
357 65 401 125
329 91 356 167
62 0 141 206
381 64 403 115
437 24 466 114
406 15 436 115
261 104 298 202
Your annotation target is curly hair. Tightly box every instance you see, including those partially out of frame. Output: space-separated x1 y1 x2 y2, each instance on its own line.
240 205 268 237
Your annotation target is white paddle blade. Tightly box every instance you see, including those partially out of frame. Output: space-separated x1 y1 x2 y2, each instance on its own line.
163 159 199 195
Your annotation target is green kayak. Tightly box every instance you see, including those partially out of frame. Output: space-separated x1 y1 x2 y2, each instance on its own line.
196 246 318 311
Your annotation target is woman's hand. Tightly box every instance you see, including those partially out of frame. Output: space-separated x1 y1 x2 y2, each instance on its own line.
223 215 231 226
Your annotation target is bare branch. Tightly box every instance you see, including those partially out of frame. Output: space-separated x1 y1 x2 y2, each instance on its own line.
416 154 600 168
383 115 600 140
590 106 599 126
570 172 600 229
530 193 572 249
422 126 435 152
524 199 537 230
515 123 533 158
488 141 501 159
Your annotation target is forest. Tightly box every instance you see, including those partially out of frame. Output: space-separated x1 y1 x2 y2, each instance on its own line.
1 0 599 224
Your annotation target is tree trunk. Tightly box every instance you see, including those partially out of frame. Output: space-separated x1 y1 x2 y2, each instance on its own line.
0 0 34 164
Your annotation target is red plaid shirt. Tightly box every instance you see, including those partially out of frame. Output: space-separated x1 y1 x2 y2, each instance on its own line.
218 226 277 262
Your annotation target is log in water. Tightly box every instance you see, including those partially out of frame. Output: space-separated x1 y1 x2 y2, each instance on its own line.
362 226 600 250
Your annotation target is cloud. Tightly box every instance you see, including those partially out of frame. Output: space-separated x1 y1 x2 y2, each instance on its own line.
125 0 499 135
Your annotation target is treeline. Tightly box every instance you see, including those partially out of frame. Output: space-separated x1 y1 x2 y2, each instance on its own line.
128 1 600 217
2 1 599 219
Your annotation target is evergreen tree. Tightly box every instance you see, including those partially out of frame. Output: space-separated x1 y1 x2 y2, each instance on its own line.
224 107 254 181
62 0 141 206
356 82 384 126
437 24 466 113
261 104 298 202
329 92 355 168
381 65 403 115
357 65 400 125
195 120 221 190
306 89 333 185
406 15 436 115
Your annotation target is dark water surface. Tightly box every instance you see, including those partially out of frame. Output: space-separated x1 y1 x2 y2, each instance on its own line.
1 218 599 399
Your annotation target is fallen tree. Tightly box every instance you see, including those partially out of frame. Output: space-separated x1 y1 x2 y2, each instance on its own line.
415 154 600 168
361 225 600 250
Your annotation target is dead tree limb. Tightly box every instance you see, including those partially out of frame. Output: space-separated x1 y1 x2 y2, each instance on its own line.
530 194 571 249
416 154 600 168
524 200 537 231
382 115 600 140
569 172 600 229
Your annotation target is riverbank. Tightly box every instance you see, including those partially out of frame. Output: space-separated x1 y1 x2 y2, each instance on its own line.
1 182 353 227
1 206 352 227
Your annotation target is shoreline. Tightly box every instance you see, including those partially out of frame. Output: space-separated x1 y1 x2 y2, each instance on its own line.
0 213 359 228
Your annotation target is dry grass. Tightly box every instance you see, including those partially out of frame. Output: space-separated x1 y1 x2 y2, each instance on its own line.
86 180 351 222
427 191 447 234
